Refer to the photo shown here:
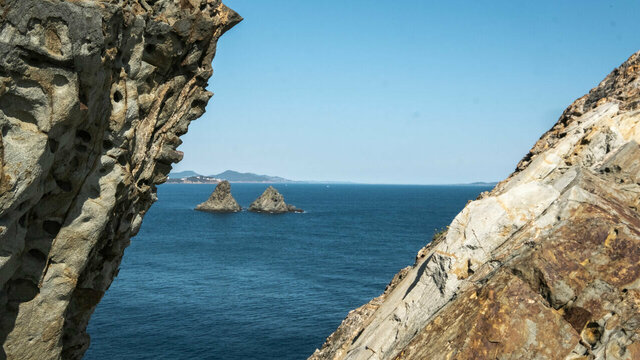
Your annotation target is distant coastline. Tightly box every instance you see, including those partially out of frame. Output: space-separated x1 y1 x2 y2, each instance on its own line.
166 170 497 186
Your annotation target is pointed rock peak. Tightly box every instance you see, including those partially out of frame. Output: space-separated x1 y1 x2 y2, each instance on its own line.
214 180 232 195
249 186 302 213
195 180 241 213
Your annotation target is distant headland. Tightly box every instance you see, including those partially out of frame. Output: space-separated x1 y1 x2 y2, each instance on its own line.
167 170 293 184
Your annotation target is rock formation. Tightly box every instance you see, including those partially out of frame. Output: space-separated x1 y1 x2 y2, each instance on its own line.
249 186 302 213
0 0 240 359
310 52 640 360
195 180 241 212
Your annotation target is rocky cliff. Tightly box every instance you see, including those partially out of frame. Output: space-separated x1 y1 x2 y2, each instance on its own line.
0 0 240 359
310 52 640 360
195 180 241 212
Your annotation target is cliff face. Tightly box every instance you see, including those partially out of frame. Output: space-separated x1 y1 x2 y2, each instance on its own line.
311 52 640 360
0 1 240 359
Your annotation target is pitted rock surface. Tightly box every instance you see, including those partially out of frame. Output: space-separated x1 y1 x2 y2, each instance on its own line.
0 0 240 359
310 52 640 360
249 186 302 213
195 180 241 212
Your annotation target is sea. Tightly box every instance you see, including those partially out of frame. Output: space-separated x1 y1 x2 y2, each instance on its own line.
85 183 492 360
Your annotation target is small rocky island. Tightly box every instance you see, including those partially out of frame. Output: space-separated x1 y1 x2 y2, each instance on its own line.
249 186 303 213
195 181 242 213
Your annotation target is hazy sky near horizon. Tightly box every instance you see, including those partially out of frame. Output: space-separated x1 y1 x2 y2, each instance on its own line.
173 0 640 184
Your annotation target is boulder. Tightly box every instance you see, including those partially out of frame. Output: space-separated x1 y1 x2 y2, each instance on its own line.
249 186 303 213
195 181 241 213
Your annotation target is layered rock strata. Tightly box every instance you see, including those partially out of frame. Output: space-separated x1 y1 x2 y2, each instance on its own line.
310 52 640 360
195 180 241 212
249 186 302 213
0 0 240 359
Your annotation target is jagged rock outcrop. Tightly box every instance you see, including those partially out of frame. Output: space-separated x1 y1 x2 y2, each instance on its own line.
249 186 302 213
195 180 241 212
310 52 640 360
0 1 240 359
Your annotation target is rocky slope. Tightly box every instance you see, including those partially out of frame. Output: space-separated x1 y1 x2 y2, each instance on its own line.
0 0 240 359
310 52 640 360
249 186 302 213
195 180 241 212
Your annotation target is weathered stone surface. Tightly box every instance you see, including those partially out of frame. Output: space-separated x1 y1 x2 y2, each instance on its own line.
310 52 640 360
195 180 241 212
249 186 302 213
0 0 240 359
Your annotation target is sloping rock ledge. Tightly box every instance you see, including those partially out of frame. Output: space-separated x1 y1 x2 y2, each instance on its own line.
310 52 640 360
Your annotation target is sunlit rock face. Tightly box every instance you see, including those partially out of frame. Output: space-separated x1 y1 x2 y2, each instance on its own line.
0 0 240 358
249 186 303 213
311 52 640 360
195 180 241 212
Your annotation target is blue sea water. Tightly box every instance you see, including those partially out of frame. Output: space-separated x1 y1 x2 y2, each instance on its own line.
85 184 491 360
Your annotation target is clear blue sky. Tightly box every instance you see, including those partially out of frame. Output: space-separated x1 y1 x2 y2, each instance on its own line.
173 0 640 184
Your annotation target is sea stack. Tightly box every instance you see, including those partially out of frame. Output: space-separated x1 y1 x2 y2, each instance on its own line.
195 181 241 213
249 186 303 213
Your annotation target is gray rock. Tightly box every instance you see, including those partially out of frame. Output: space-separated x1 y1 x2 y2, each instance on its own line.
195 181 241 213
0 0 240 359
249 186 302 213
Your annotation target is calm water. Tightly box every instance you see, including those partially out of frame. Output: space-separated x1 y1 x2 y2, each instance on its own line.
85 184 490 360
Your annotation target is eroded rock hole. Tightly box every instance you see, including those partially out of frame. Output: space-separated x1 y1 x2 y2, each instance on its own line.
55 178 72 192
27 249 47 263
88 186 101 199
48 139 58 153
42 220 62 236
136 179 149 188
52 75 68 87
164 89 175 102
75 144 88 153
192 99 207 109
27 18 42 31
7 279 39 303
103 139 113 149
76 130 91 143
113 90 123 103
